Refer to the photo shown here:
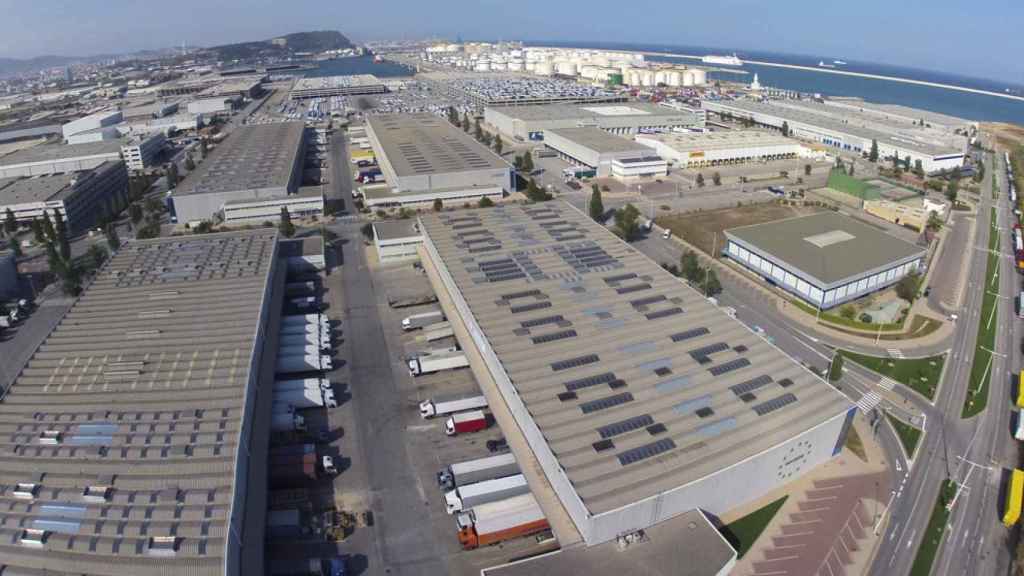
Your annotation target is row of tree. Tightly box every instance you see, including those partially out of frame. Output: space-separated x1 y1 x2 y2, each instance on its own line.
448 106 503 156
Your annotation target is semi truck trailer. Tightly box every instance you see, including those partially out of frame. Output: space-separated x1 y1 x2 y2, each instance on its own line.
444 474 529 514
401 310 445 331
273 387 326 409
271 412 306 432
279 332 331 352
455 494 548 550
437 453 519 490
418 323 454 342
285 281 317 296
289 297 322 311
279 322 331 337
407 352 469 377
445 410 488 436
275 377 332 392
281 314 327 327
276 354 333 374
419 393 488 418
278 344 326 358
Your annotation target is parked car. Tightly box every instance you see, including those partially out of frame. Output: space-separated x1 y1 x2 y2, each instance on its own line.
486 438 509 453
566 181 582 190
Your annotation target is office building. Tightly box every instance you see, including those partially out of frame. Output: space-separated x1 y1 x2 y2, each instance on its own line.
363 113 509 207
372 220 424 264
0 161 128 234
289 75 386 100
635 130 814 168
543 127 667 179
0 141 124 179
121 132 166 171
0 230 281 575
419 204 854 546
724 212 927 309
221 187 324 225
485 103 705 141
170 122 307 224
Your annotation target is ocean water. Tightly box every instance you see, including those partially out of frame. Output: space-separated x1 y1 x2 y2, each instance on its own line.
529 41 1024 124
303 55 414 78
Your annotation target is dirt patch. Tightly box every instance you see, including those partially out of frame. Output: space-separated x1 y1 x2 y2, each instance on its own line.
985 122 1024 150
656 201 825 257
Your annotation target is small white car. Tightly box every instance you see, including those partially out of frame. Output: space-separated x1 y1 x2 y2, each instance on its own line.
662 229 672 239
322 455 338 475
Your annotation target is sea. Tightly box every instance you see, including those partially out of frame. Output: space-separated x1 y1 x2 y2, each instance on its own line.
529 41 1024 125
302 55 414 79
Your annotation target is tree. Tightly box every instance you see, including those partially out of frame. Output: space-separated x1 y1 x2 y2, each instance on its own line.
903 155 911 171
974 159 985 183
129 203 143 224
8 237 21 257
474 118 483 141
945 178 959 204
712 172 722 186
447 106 459 125
704 268 722 296
805 163 813 176
53 210 70 263
828 354 844 382
87 244 108 271
680 250 702 283
839 304 856 320
41 211 56 243
30 219 45 244
105 223 121 251
848 162 855 176
781 121 790 137
521 152 534 173
525 179 551 202
868 139 879 162
3 208 16 236
166 163 179 189
614 203 642 242
278 206 295 238
914 159 925 178
478 196 495 208
184 154 195 171
462 112 471 132
895 272 921 304
589 184 605 221
926 211 943 231
493 134 503 156
432 198 443 212
695 173 705 187
779 170 789 179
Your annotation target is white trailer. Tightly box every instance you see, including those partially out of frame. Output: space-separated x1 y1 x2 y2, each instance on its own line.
278 344 325 358
273 387 325 409
286 255 325 274
1016 410 1024 441
418 323 454 343
438 453 519 490
402 310 444 331
279 332 331 351
281 314 326 326
419 393 488 418
276 354 333 374
271 412 306 432
444 474 529 514
407 352 469 377
455 493 541 530
279 324 331 339
289 297 321 311
275 378 331 392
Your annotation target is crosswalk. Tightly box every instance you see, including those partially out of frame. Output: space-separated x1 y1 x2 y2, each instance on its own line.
856 392 882 413
887 349 905 359
877 377 898 391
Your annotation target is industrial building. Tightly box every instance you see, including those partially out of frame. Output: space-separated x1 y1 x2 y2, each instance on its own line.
543 127 667 179
120 132 166 171
725 212 927 309
0 230 280 575
702 100 966 173
196 76 265 100
170 122 308 224
124 113 204 136
363 113 510 207
62 109 123 141
485 103 706 142
372 220 424 264
188 97 241 116
289 75 386 100
120 99 181 122
635 130 814 169
0 141 124 179
419 204 854 546
221 186 324 225
0 161 128 234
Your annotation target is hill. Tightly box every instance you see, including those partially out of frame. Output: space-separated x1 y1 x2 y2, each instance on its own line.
205 30 354 61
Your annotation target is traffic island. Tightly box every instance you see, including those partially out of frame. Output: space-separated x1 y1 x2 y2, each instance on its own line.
909 479 956 576
885 412 922 460
838 350 945 401
961 207 999 418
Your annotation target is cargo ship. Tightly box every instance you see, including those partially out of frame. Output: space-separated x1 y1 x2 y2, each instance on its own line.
702 53 742 66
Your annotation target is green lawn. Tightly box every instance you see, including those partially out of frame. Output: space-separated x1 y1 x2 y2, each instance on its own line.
909 479 956 576
962 207 1000 418
789 297 906 331
827 168 881 200
886 412 923 459
838 350 945 400
719 496 788 559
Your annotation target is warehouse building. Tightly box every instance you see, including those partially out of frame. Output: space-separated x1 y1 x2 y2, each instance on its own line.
290 75 386 100
188 96 242 116
372 220 424 264
62 109 123 141
725 212 927 309
419 204 854 546
702 100 965 173
635 130 814 169
363 113 510 207
0 161 128 234
485 103 705 142
120 132 166 171
544 127 667 179
221 186 324 225
0 140 123 179
170 122 308 224
0 230 280 575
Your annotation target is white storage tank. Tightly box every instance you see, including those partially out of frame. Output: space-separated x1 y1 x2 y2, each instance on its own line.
628 71 642 86
682 70 696 87
654 71 668 85
475 61 491 72
640 70 655 87
556 61 578 76
508 59 524 71
691 69 707 85
535 62 554 76
491 61 507 71
668 71 683 87
525 61 536 72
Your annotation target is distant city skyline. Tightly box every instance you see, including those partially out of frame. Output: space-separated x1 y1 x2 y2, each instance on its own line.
1 0 1021 86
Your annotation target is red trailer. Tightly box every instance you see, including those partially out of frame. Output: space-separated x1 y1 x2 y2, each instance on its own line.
445 410 488 436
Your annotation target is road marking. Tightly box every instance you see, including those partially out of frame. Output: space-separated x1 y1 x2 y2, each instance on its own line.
878 377 898 391
857 392 882 413
887 349 905 359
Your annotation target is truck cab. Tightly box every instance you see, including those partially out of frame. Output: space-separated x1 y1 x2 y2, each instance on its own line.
322 455 339 476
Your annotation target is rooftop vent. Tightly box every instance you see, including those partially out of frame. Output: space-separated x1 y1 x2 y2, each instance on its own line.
20 528 48 547
13 482 40 499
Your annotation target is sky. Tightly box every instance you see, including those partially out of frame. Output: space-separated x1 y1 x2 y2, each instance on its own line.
1 0 1021 85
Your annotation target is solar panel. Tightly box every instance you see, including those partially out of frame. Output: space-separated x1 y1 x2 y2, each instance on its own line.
557 391 578 402
565 372 617 392
647 423 668 435
551 354 600 372
630 295 667 308
654 366 672 377
670 327 710 342
531 330 578 344
501 289 542 301
604 273 637 284
752 393 798 416
645 307 684 320
520 315 565 328
593 439 616 452
739 392 757 403
597 414 655 438
689 342 730 359
580 392 634 414
617 438 676 465
733 345 749 353
778 378 795 388
608 379 628 389
616 283 651 294
695 407 715 418
655 375 692 394
510 301 552 314
708 358 751 376
730 375 774 396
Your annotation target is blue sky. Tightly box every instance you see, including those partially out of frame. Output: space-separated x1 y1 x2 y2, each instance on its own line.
1 0 1021 85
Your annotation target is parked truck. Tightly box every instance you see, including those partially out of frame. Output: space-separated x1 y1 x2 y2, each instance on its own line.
276 354 333 374
276 377 332 392
445 410 488 436
418 323 454 342
456 494 549 550
407 352 469 377
437 453 519 490
280 321 331 337
274 387 326 409
401 310 445 331
279 332 331 352
271 412 306 432
266 508 303 539
279 344 327 358
289 296 322 312
282 314 328 327
444 474 529 514
419 393 488 418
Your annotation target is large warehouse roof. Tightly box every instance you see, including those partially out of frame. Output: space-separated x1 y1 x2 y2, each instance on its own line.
638 130 801 152
0 230 277 575
547 127 651 154
366 113 506 177
725 212 926 285
490 102 694 122
420 204 851 517
0 171 80 203
0 140 123 167
177 121 304 196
